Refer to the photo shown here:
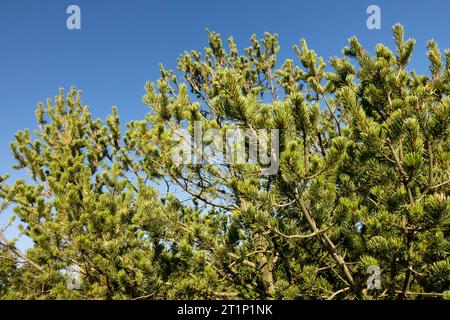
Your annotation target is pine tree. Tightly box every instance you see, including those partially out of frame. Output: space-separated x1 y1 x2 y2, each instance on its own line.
0 88 214 299
0 25 448 300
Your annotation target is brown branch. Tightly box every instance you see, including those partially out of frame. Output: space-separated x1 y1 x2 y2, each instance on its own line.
322 94 342 136
327 287 350 300
430 179 450 189
0 231 46 274
387 141 414 205
427 140 434 187
394 290 444 297
210 291 240 298
227 252 257 269
268 223 334 241
281 174 360 297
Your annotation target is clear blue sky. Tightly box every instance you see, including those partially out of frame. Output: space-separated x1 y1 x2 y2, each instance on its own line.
1 0 450 250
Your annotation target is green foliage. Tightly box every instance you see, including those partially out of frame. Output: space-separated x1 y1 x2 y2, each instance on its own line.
1 25 449 300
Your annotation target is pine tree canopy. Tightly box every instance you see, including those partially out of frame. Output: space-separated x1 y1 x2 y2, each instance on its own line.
0 24 449 300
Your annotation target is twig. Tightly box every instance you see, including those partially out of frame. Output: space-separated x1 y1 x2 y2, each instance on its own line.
327 287 350 300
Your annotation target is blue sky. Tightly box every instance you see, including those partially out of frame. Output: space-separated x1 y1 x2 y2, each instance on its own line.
1 0 450 250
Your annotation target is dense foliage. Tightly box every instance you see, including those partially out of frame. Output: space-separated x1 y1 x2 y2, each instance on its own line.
1 25 449 299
